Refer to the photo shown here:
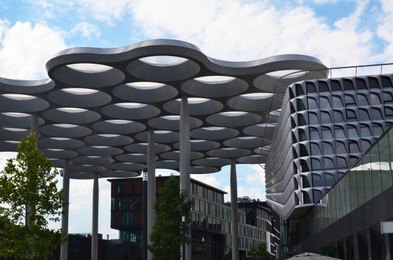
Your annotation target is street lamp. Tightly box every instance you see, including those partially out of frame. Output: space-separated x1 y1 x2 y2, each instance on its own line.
181 215 186 260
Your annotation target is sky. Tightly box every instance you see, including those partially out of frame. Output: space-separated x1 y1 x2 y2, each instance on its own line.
0 0 393 239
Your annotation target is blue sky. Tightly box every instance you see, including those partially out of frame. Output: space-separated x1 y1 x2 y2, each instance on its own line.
0 0 392 239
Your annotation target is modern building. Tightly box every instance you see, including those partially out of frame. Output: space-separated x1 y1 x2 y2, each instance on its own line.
0 39 329 259
109 176 279 259
265 70 393 258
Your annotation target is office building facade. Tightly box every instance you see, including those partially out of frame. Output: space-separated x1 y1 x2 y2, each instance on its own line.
109 176 279 259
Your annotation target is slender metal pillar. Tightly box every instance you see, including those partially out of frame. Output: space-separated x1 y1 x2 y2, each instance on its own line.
30 114 38 134
142 170 148 260
230 159 239 260
147 129 156 260
180 95 191 259
91 174 99 260
385 234 391 260
60 160 70 260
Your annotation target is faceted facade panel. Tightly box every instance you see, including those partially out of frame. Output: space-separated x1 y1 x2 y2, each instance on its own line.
266 75 393 219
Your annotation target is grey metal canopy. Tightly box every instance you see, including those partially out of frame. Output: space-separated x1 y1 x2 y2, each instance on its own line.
0 39 327 179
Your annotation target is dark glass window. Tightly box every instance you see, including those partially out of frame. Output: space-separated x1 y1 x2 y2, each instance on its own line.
322 127 333 140
356 78 367 89
383 92 393 104
357 93 368 106
372 108 383 120
370 93 381 105
346 109 357 122
325 173 335 186
298 114 307 126
332 95 343 107
324 157 335 169
306 82 317 93
299 144 309 157
299 128 307 141
297 99 306 111
310 128 320 140
333 110 345 123
312 174 323 187
335 126 346 139
359 108 370 121
311 158 322 170
331 80 341 91
345 94 356 106
308 97 318 109
323 142 334 154
320 96 330 108
321 111 332 123
309 112 319 124
343 79 354 90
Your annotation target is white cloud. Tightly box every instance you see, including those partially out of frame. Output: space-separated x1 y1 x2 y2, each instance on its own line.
70 21 101 39
376 0 393 61
128 0 380 66
76 0 133 24
191 174 222 188
0 21 67 80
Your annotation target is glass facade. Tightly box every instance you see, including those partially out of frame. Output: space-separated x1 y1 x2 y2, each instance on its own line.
302 125 393 239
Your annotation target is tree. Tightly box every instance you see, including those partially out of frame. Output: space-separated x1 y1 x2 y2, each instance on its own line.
149 176 192 260
246 243 270 260
0 133 65 259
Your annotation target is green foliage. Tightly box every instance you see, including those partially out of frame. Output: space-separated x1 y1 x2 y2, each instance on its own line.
222 249 232 260
149 176 192 260
246 243 270 260
0 133 65 259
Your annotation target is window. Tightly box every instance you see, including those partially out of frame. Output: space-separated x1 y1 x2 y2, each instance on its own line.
313 190 323 202
370 93 381 105
299 144 309 157
321 111 332 123
325 173 335 186
310 128 320 140
358 108 370 121
324 157 335 169
299 128 307 141
323 142 334 154
346 109 357 121
343 79 354 90
298 114 307 126
348 125 359 137
320 96 330 108
309 112 319 124
372 108 383 120
297 99 306 111
336 141 347 153
312 174 323 187
322 127 333 140
333 110 344 123
332 95 343 107
360 124 371 137
334 126 345 139
345 94 356 106
311 143 322 155
308 97 318 109
357 93 368 106
312 158 322 170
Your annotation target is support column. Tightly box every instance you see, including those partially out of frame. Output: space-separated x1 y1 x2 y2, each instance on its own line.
60 160 70 260
91 174 99 260
147 129 156 260
230 159 239 260
180 95 191 260
142 170 148 260
385 234 391 260
30 114 38 134
353 233 359 260
367 228 372 260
